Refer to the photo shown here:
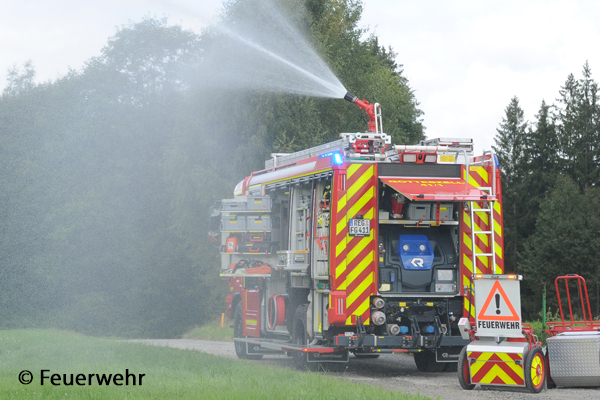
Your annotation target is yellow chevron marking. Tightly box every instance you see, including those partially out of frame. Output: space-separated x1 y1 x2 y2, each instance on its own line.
348 167 374 200
463 233 472 250
346 273 374 324
470 166 489 184
475 231 489 247
495 242 503 260
335 257 346 277
347 164 361 180
463 253 481 274
475 244 490 268
463 274 471 288
475 210 490 227
364 207 374 220
494 200 502 216
338 279 347 291
463 211 471 229
336 219 346 236
468 351 493 376
338 194 347 213
497 354 525 377
336 234 347 257
468 352 524 384
347 234 373 261
463 254 473 273
480 364 519 385
346 272 374 308
493 219 502 237
351 297 371 326
348 189 374 218
464 297 476 318
336 191 347 237
346 251 374 284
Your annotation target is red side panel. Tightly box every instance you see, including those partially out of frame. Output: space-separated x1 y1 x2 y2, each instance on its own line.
243 287 261 337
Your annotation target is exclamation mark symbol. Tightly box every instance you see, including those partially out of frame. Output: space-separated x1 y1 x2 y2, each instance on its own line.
495 293 501 315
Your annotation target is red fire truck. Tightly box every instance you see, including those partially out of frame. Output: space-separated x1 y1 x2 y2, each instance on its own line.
209 92 504 371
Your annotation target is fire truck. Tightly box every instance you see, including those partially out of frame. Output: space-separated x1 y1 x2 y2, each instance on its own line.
209 92 504 371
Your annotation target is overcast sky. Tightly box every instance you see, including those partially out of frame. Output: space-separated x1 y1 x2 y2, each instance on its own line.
2 0 599 153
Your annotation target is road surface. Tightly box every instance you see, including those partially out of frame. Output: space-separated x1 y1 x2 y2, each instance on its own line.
132 339 600 400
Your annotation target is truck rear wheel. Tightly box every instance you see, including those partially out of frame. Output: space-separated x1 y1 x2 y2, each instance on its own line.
444 362 458 372
414 350 446 372
292 304 311 370
234 303 248 359
233 303 262 360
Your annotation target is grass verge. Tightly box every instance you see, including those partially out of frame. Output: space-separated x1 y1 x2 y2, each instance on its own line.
0 329 429 400
183 318 234 342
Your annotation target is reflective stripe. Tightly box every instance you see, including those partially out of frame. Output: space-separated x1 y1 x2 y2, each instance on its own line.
468 351 524 386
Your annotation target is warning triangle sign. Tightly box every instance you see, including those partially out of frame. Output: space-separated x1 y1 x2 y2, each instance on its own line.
477 280 520 322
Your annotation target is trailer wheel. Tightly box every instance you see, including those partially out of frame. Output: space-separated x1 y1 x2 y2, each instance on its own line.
525 347 545 393
292 304 311 370
457 346 475 390
414 350 446 372
233 303 263 360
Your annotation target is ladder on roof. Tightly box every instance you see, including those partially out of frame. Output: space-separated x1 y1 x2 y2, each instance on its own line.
470 187 497 274
265 139 346 169
469 151 498 275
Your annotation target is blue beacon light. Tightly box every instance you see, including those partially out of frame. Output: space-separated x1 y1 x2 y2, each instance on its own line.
319 151 344 166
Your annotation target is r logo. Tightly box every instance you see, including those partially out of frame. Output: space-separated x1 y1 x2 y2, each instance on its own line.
411 258 424 268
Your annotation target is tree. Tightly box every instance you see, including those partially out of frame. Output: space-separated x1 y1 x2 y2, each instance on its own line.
3 61 37 96
521 175 600 318
520 100 560 238
556 62 600 190
0 1 426 337
492 96 527 273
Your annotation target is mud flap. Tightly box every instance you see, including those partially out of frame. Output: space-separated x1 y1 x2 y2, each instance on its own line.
307 351 349 363
436 346 462 362
247 343 284 356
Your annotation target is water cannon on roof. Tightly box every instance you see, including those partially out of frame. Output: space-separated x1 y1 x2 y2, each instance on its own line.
344 91 382 134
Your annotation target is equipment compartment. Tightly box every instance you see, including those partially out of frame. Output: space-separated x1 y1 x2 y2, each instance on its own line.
238 242 276 254
221 197 247 212
221 215 246 231
242 232 272 242
431 203 454 221
247 215 272 231
406 203 431 220
246 196 272 211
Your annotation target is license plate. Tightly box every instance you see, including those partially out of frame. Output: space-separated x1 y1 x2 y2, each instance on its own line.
349 219 370 237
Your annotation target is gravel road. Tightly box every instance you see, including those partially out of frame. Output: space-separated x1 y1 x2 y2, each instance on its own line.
133 339 600 400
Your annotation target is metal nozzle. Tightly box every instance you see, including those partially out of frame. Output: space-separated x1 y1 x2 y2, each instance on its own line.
344 91 358 104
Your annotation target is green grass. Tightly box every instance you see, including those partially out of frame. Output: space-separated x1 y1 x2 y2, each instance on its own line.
183 318 234 342
526 320 550 346
0 329 429 400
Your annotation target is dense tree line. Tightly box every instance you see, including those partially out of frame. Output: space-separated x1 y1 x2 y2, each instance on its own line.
0 0 423 337
493 62 600 319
